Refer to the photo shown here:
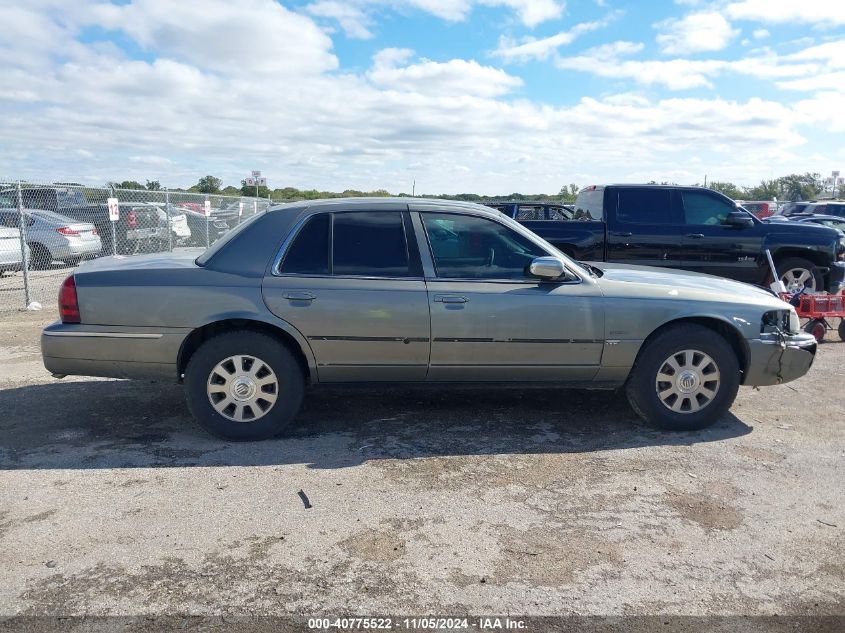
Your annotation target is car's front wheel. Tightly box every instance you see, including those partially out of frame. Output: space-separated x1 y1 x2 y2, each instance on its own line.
626 324 740 431
184 330 305 441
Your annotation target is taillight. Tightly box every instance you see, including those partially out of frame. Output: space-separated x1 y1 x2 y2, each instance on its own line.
58 275 80 324
56 226 80 236
127 210 138 228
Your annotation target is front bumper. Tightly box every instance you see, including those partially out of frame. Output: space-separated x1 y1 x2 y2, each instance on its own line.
743 332 817 387
828 262 845 295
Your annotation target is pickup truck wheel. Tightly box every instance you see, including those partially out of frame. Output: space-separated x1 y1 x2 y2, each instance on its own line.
184 331 305 441
626 324 740 431
777 257 820 293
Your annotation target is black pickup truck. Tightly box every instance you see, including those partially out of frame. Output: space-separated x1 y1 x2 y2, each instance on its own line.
5 187 163 256
493 185 845 294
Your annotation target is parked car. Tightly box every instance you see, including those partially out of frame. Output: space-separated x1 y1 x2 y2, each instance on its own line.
795 214 845 233
777 201 816 217
1 187 162 255
170 206 230 246
0 226 29 274
511 185 845 294
42 198 816 441
0 207 101 268
800 201 845 219
735 200 775 219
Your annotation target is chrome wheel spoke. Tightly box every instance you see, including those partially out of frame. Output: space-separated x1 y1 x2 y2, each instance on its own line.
655 348 721 415
207 354 279 424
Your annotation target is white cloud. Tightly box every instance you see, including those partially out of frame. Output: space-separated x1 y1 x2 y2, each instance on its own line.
656 12 740 55
726 0 845 26
480 0 564 28
90 0 338 76
368 48 523 97
307 1 374 39
752 28 769 39
493 15 619 62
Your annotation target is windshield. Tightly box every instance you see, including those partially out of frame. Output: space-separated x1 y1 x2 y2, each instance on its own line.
195 212 263 266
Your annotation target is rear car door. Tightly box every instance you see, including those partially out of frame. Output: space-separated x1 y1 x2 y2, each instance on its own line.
262 207 431 382
415 208 604 382
605 187 683 267
679 189 764 282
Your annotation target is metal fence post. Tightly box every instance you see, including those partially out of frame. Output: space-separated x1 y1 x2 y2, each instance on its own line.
165 188 173 252
15 181 32 308
205 194 210 247
110 185 117 256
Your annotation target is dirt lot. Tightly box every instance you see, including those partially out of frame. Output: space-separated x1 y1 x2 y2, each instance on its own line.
0 308 843 619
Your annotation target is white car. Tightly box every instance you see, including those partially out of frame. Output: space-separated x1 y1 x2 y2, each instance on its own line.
0 226 30 274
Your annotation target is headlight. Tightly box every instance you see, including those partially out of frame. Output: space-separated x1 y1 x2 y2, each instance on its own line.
761 309 797 334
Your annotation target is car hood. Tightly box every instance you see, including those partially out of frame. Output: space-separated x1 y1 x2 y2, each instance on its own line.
78 250 204 272
590 262 788 309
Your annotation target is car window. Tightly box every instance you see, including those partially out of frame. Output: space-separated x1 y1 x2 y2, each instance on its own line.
0 211 17 228
616 189 674 224
515 205 543 221
548 206 574 220
682 190 736 225
280 213 330 275
422 212 547 280
820 219 845 231
0 192 15 209
332 211 411 277
827 204 845 217
573 188 603 220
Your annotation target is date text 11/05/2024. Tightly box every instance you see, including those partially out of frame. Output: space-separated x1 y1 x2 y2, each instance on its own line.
307 617 527 630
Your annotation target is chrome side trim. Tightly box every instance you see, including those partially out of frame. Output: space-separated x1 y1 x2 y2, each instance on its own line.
43 331 163 339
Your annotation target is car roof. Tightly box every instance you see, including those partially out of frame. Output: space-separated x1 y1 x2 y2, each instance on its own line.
266 197 499 216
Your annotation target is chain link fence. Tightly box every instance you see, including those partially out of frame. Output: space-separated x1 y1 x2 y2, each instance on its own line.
0 181 272 312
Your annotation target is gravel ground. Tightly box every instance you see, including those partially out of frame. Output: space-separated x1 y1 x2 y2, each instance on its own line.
0 308 843 620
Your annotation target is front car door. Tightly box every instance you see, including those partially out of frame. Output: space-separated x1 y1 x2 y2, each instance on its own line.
605 186 683 267
679 189 764 283
262 206 431 381
411 205 604 382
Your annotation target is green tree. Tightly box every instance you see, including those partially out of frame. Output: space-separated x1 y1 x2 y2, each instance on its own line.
707 181 745 199
196 175 222 194
746 179 779 200
777 173 821 201
240 183 270 198
145 180 162 191
115 180 144 190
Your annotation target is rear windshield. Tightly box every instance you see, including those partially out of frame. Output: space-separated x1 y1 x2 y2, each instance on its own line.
573 188 604 220
195 212 263 266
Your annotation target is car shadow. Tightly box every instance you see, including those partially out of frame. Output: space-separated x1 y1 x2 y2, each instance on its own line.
0 380 752 471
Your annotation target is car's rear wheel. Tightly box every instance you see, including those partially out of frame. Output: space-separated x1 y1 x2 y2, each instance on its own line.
184 331 304 441
626 324 740 431
777 257 821 293
28 243 52 270
804 319 826 343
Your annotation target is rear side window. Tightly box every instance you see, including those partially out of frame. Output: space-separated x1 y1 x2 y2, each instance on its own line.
616 189 674 224
573 188 603 220
280 213 329 275
332 212 411 277
515 205 543 220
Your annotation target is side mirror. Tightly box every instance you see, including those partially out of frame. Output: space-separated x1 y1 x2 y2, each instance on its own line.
725 210 754 228
529 256 568 280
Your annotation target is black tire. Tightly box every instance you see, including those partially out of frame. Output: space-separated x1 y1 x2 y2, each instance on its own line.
804 319 826 343
28 243 52 270
776 256 822 293
184 330 305 441
626 324 741 431
839 319 845 342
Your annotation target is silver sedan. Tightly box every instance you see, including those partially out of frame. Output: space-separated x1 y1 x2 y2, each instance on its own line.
41 198 817 440
0 208 101 268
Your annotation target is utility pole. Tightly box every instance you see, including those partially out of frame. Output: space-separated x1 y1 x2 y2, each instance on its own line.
412 179 416 196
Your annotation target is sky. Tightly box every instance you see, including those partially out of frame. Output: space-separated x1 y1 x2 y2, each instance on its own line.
0 0 843 195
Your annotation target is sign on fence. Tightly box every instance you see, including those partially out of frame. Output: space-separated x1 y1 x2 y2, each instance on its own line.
107 197 120 221
204 200 211 217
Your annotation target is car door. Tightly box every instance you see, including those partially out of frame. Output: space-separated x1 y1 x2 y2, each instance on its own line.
262 207 431 382
679 189 764 282
413 208 604 382
605 187 683 267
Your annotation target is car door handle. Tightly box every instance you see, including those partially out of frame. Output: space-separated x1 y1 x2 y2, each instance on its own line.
610 231 632 237
434 295 468 304
686 233 704 239
283 291 316 301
